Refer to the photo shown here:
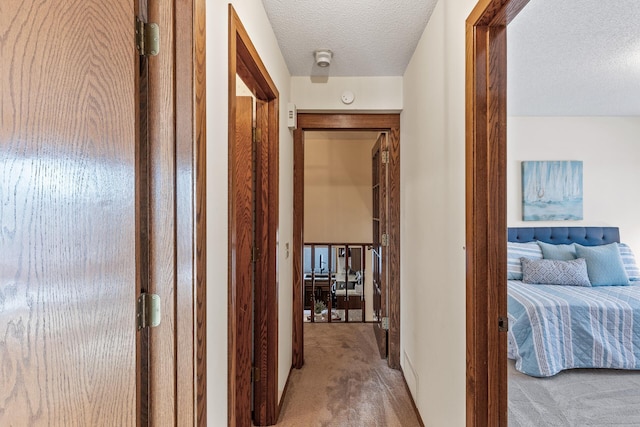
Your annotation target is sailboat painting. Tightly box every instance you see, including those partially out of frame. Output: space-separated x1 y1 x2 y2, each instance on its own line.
522 161 583 221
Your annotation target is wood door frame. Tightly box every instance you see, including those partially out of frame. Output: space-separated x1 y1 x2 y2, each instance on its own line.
465 0 529 425
228 5 280 426
174 0 207 423
292 114 401 369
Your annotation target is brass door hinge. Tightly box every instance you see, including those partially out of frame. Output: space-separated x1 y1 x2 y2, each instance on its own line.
137 293 161 330
252 366 261 383
252 127 262 143
381 233 389 247
381 150 389 164
136 17 160 56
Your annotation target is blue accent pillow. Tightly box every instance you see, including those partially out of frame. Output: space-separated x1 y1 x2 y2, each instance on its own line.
574 243 630 286
618 243 640 281
507 242 543 280
521 257 591 286
537 241 576 260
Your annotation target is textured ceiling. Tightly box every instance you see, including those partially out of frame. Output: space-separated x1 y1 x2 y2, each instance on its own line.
262 0 437 77
263 0 640 116
508 0 640 116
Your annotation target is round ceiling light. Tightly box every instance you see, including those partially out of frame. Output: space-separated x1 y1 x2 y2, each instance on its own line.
314 50 333 67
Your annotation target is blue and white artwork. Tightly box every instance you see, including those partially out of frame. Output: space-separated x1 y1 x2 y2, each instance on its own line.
522 161 583 221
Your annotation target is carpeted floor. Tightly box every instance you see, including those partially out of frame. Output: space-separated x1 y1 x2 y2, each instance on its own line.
508 359 640 426
275 323 421 427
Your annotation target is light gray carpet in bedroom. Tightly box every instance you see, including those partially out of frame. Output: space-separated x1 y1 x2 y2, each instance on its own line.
509 360 640 426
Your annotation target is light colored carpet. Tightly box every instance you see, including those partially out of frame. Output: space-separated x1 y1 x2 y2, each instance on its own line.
276 323 421 427
509 359 640 426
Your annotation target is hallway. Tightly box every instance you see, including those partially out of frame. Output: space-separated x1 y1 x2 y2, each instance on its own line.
275 323 421 426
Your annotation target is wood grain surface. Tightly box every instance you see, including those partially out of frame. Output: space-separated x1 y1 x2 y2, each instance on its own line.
1 0 137 424
231 95 254 427
466 0 529 425
146 0 177 422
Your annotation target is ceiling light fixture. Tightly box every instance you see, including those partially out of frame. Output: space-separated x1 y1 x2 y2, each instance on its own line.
314 49 333 67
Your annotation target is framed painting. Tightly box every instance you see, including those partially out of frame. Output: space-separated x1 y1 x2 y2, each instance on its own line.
522 160 583 221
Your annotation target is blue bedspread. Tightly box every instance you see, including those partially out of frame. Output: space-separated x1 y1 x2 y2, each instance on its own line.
507 280 640 377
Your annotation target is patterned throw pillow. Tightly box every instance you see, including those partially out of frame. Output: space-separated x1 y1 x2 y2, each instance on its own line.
521 257 591 286
618 243 640 281
507 242 543 280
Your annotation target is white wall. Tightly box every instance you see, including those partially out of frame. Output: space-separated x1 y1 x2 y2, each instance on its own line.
508 116 640 252
291 76 402 112
401 0 475 424
206 1 293 423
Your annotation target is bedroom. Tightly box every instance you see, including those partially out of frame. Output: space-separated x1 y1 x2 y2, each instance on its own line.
505 0 640 424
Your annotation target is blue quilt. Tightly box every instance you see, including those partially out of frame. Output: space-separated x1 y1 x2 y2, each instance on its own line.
507 280 640 377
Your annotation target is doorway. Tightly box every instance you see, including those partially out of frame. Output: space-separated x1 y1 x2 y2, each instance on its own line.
302 131 378 324
228 6 280 426
292 113 401 369
465 0 530 426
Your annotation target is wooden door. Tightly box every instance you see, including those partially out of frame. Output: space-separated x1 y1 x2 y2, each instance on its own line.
1 0 176 424
371 134 388 358
232 96 254 426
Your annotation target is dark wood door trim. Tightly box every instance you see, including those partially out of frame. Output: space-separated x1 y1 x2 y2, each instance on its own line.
465 1 529 425
228 6 280 426
292 114 401 369
175 0 207 423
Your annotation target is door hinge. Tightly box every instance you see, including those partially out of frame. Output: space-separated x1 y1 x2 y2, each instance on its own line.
252 247 260 262
251 366 261 383
498 316 508 332
381 150 389 164
381 317 389 330
136 17 160 56
381 233 389 247
252 127 261 143
137 293 161 330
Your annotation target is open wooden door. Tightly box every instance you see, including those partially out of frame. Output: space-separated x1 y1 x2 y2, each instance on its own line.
1 0 184 424
371 133 388 358
231 95 255 425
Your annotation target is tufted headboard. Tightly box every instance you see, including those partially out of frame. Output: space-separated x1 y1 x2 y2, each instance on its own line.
507 227 620 246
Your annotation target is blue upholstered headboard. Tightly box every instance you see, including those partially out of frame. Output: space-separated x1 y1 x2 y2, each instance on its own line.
507 227 620 246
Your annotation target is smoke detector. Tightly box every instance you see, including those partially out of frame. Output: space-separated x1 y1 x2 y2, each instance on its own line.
314 50 333 67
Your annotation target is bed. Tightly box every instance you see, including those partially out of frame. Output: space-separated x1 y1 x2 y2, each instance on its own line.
507 226 640 377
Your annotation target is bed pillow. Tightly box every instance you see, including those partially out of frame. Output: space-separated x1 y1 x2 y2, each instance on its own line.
537 241 576 260
618 243 640 281
507 242 543 280
521 257 591 286
574 243 630 286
